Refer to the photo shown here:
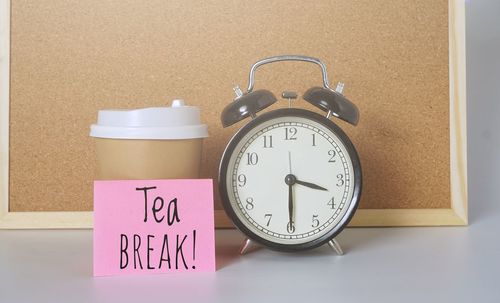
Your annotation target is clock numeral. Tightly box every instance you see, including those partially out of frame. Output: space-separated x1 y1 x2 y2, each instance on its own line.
312 133 317 146
286 221 295 234
311 215 320 228
328 150 336 162
246 152 259 165
327 197 336 209
245 197 254 210
336 174 345 187
263 135 273 148
284 127 297 140
264 214 272 226
237 174 247 187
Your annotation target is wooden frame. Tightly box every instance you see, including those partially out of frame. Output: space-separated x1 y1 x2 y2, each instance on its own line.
0 0 467 229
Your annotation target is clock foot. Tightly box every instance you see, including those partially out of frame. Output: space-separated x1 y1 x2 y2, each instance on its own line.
239 238 257 255
328 239 344 255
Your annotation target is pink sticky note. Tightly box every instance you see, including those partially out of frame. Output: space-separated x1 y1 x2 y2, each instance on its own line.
93 179 215 276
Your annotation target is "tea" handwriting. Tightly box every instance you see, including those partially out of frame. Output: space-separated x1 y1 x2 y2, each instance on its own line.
136 186 180 225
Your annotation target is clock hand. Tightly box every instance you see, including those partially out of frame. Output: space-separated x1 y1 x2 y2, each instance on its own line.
295 179 328 191
288 183 294 230
284 174 296 232
288 151 292 174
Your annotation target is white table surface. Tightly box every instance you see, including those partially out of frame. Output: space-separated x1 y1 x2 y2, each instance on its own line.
1 219 500 303
2 1 500 303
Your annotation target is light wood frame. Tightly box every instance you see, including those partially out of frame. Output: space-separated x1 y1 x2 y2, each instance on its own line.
0 0 467 229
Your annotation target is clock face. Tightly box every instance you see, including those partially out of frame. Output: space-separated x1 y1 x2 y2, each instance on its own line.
220 108 361 250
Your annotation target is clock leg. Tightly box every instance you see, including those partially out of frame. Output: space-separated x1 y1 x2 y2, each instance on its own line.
239 238 257 255
328 239 344 255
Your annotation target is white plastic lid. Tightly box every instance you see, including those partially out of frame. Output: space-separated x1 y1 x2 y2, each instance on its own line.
89 99 208 140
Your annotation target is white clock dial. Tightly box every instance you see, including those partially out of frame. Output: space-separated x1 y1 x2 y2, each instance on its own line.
225 114 356 245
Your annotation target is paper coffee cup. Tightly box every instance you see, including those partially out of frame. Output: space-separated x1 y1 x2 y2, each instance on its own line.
89 99 208 180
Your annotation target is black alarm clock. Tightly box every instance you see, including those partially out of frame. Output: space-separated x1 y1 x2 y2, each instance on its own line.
219 55 362 254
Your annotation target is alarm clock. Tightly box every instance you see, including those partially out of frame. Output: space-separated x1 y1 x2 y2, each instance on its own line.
219 55 362 254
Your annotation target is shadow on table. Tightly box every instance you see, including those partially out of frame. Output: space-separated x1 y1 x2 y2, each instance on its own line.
214 226 392 264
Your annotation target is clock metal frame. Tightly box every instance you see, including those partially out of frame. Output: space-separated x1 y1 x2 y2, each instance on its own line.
219 108 362 252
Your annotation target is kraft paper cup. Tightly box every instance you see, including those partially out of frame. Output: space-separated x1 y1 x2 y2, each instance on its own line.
89 100 208 180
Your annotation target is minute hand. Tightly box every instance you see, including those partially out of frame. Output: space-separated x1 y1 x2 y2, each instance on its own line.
295 179 328 191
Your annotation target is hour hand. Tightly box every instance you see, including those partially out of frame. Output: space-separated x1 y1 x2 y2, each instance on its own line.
295 179 328 191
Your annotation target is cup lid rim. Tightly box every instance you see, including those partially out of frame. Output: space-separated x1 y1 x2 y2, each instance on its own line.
89 101 208 139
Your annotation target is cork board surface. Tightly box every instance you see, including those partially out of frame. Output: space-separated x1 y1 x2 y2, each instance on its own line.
9 0 450 212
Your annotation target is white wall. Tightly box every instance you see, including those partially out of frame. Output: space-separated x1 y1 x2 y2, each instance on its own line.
467 0 500 220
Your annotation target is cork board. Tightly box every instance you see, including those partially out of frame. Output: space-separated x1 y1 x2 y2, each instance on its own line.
7 1 451 216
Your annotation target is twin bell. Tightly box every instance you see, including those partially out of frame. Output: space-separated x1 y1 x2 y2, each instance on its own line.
220 55 360 128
